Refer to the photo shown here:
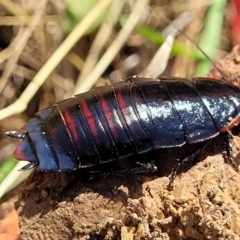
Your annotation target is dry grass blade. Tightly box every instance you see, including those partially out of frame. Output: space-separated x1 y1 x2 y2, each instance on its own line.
0 0 28 17
0 0 112 121
0 0 48 93
74 0 149 94
76 0 125 86
0 15 60 26
140 33 175 78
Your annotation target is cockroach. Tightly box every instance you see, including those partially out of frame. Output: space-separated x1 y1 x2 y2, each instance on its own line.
6 75 240 177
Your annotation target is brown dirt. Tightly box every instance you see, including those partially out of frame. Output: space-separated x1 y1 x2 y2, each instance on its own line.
15 135 240 240
208 44 240 84
0 209 19 240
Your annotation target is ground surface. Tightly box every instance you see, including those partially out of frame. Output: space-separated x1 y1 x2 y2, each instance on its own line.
15 135 240 240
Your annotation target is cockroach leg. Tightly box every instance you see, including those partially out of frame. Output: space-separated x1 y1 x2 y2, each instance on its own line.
168 141 209 190
87 161 157 181
223 133 239 171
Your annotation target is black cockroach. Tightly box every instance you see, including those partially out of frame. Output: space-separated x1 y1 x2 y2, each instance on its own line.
6 75 240 177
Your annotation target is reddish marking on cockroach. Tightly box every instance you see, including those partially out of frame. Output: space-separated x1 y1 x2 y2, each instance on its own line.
115 90 127 112
98 93 119 137
61 109 80 145
80 100 101 145
115 89 138 134
80 100 95 130
115 90 132 123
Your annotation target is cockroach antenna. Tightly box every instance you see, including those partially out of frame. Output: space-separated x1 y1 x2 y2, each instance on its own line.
179 30 227 81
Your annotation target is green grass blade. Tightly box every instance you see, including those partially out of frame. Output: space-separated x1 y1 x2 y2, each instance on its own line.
0 156 17 183
196 0 227 76
137 25 203 60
